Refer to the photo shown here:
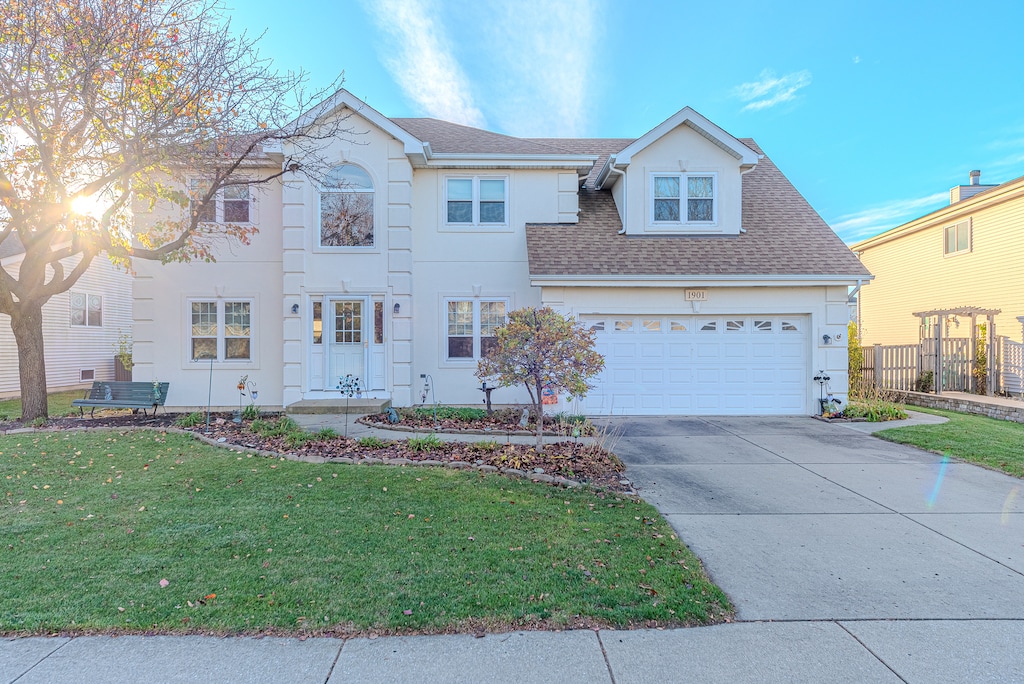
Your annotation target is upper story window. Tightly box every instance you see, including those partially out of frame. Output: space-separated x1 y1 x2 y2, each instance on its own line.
70 291 102 327
189 179 252 224
652 173 716 224
320 164 374 247
446 177 507 226
944 219 971 255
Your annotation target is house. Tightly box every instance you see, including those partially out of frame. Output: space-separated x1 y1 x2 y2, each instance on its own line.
0 238 133 397
853 170 1024 348
131 90 868 415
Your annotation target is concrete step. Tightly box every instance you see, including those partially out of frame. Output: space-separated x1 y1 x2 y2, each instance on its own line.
285 398 391 415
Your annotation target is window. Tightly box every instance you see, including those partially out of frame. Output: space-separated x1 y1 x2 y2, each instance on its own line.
190 300 252 361
726 319 745 332
189 179 252 224
446 177 507 225
614 320 634 332
699 320 717 332
642 319 661 332
652 173 716 224
944 220 971 255
70 291 102 327
754 320 772 332
312 301 322 344
669 320 688 332
446 299 507 360
320 164 374 247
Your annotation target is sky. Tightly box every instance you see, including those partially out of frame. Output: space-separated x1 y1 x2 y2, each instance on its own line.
232 0 1024 244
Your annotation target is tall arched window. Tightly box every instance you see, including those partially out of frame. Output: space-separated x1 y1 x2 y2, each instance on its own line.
320 164 374 247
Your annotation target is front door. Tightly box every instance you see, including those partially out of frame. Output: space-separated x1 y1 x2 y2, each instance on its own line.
329 299 365 391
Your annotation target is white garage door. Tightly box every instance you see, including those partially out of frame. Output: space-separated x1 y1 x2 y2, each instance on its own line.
579 315 808 415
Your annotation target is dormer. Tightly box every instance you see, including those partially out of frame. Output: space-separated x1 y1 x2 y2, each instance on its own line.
593 107 758 236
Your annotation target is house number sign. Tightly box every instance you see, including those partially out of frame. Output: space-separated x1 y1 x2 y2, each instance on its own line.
684 289 708 301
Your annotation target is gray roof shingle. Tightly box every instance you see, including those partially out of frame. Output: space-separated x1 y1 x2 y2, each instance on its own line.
391 118 576 156
526 139 870 278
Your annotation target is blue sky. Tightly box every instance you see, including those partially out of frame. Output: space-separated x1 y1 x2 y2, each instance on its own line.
233 0 1024 243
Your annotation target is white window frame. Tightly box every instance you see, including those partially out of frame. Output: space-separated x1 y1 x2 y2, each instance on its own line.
443 176 509 228
70 290 103 327
186 298 256 364
943 219 971 256
649 172 717 227
317 164 376 249
443 297 509 362
188 179 256 225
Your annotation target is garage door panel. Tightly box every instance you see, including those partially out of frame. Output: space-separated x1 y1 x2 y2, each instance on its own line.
583 314 808 415
641 368 664 384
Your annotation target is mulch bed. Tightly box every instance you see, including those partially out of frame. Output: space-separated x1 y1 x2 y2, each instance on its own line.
1 411 630 493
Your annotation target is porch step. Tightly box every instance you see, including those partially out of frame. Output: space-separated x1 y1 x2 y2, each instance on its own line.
285 398 392 415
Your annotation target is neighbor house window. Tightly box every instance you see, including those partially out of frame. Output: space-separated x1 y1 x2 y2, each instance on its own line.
652 173 716 224
70 291 102 327
190 299 252 361
446 299 507 359
189 179 252 224
445 177 507 225
320 164 374 247
944 219 971 255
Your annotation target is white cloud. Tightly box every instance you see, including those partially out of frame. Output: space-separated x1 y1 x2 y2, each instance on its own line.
733 69 812 112
483 0 598 137
852 55 861 64
362 0 486 127
830 192 948 244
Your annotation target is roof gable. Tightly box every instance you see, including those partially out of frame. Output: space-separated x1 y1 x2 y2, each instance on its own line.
616 106 758 166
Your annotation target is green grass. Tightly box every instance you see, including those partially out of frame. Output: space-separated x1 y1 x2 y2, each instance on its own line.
0 390 85 422
0 430 729 635
876 407 1024 478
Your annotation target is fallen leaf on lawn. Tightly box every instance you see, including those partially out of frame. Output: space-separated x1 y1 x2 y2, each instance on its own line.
403 609 412 615
159 579 169 588
205 593 216 600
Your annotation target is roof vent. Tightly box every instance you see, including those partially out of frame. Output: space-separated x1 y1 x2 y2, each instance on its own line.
969 169 981 186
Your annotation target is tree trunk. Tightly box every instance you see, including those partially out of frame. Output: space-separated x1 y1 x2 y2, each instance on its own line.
10 301 48 421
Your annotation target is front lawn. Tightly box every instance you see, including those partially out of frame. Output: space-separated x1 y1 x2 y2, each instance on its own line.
0 430 730 635
0 389 86 422
875 407 1024 478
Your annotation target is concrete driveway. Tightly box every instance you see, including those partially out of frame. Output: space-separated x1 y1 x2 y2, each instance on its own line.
608 414 1024 680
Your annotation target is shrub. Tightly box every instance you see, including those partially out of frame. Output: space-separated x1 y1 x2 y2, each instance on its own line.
848 321 864 398
251 416 300 438
412 406 487 422
915 371 934 393
407 434 444 452
844 395 908 422
314 427 338 440
357 436 388 448
175 412 205 428
241 404 260 421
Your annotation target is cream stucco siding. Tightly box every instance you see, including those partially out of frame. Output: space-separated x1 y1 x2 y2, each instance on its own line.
856 182 1024 346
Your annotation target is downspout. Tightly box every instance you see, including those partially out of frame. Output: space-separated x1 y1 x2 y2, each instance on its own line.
608 164 627 234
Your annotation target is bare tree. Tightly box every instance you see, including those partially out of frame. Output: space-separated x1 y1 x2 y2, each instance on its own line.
0 0 353 419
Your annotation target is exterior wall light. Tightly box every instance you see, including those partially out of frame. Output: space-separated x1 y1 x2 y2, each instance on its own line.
393 302 400 315
291 303 299 314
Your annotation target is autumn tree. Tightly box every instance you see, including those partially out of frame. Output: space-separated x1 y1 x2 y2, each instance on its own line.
0 0 351 420
476 307 604 450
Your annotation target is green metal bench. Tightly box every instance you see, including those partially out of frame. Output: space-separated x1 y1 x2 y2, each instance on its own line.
73 381 170 417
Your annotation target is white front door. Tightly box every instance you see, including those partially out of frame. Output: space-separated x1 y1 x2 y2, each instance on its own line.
329 298 366 391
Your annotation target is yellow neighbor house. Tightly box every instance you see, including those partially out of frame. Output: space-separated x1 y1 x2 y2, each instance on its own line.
854 170 1024 347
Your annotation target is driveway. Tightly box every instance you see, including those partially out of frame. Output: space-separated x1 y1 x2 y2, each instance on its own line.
608 415 1024 678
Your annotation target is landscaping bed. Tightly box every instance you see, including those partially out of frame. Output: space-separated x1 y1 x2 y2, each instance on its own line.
363 406 595 436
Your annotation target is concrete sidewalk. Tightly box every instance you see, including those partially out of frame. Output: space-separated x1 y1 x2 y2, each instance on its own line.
5 620 1023 683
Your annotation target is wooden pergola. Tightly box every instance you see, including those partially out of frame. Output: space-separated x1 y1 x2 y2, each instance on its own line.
912 306 1000 395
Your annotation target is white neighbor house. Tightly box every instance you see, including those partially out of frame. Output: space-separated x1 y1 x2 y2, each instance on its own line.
0 238 133 397
131 90 869 415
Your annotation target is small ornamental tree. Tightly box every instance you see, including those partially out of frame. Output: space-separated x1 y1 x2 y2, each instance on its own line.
476 307 604 451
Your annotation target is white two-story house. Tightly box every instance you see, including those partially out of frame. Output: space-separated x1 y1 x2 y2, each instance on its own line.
131 90 869 415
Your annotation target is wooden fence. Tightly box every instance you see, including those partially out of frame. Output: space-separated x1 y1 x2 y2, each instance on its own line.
862 336 1005 394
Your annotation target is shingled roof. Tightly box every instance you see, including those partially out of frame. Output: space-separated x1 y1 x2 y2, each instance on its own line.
391 118 574 156
526 139 870 278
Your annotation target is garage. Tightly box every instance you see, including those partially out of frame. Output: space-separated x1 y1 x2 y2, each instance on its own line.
578 314 809 415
